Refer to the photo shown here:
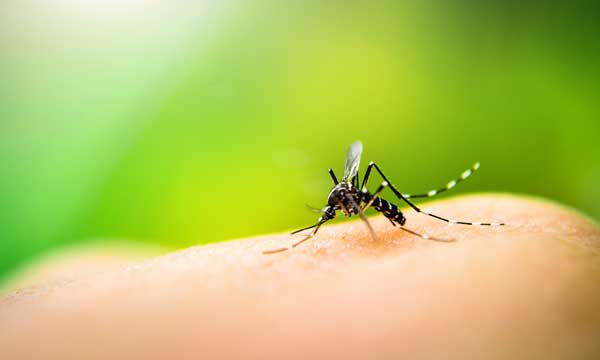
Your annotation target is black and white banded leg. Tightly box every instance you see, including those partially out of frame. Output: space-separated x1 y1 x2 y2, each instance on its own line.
361 181 388 211
361 162 505 227
398 226 454 242
361 184 455 242
402 162 480 199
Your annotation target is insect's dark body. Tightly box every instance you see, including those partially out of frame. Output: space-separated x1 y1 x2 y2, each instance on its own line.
325 183 406 226
365 195 406 226
263 141 505 254
324 182 358 217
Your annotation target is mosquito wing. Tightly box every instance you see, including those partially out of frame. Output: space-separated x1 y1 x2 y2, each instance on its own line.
342 141 363 182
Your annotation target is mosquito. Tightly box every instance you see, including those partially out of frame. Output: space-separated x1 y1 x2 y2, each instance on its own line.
263 141 505 254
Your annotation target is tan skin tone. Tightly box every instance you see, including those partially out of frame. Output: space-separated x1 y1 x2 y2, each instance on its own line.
1 194 600 359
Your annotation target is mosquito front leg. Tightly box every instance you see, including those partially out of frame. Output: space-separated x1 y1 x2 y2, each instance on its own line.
328 168 339 185
263 220 328 254
291 222 324 248
346 194 377 241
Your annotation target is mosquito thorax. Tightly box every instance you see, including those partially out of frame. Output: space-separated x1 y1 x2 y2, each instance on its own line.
327 182 358 207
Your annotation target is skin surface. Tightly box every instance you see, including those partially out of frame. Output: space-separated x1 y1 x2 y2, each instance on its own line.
1 194 600 359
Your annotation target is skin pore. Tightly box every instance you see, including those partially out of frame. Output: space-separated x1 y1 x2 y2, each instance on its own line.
1 194 600 359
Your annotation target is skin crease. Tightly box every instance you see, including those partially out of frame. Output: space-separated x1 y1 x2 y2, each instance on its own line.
1 194 600 359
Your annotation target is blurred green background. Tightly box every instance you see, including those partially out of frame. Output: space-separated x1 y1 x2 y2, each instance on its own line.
1 1 599 284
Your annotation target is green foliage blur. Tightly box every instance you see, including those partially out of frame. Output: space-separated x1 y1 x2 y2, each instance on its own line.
1 1 599 282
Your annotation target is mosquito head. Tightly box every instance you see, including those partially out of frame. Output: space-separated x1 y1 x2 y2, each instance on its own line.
322 205 336 220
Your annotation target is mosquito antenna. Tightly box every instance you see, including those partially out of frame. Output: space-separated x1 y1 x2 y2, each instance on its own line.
305 204 324 213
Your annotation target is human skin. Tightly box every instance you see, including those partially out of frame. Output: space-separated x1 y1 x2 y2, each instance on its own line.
1 194 600 359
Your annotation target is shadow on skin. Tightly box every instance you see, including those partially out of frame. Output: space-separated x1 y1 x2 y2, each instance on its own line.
1 194 600 359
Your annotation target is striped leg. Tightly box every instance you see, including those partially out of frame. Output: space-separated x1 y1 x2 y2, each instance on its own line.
361 181 388 211
402 162 480 199
363 190 455 242
399 226 455 242
328 168 339 185
361 162 505 227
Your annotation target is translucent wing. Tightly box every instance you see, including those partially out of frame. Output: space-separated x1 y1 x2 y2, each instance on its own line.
342 141 363 182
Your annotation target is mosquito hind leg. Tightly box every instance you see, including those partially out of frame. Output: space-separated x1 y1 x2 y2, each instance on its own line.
364 193 455 243
402 162 480 199
361 162 505 227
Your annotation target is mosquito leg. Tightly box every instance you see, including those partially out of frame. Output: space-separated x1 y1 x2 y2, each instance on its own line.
402 162 480 199
366 198 453 242
361 162 419 213
339 202 351 217
262 247 290 255
292 222 324 248
290 235 313 249
263 220 327 254
328 168 339 185
353 172 360 188
361 181 388 211
291 222 321 235
346 195 377 241
362 162 505 227
360 161 375 190
399 226 455 242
